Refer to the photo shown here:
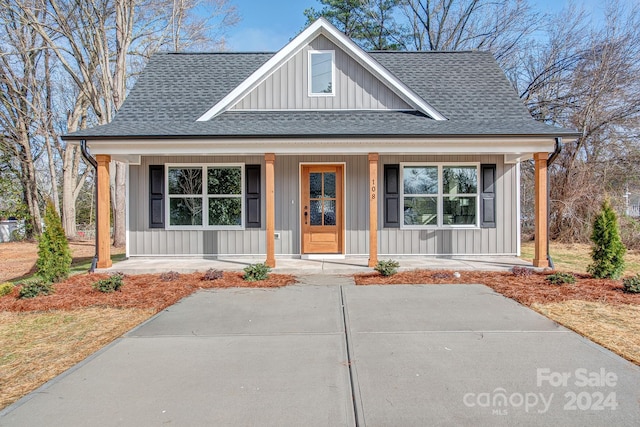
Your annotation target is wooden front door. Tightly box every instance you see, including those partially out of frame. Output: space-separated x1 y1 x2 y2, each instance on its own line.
301 165 344 254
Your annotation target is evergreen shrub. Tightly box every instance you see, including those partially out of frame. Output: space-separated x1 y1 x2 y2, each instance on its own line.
587 199 626 279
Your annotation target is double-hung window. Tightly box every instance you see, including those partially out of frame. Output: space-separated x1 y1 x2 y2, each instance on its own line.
401 164 479 228
309 50 335 96
167 165 244 229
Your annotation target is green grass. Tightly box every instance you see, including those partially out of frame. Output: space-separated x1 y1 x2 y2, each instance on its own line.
69 253 127 275
11 253 127 284
520 241 640 275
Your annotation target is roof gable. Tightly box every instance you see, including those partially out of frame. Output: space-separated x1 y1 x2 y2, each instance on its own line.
197 18 446 121
230 35 412 111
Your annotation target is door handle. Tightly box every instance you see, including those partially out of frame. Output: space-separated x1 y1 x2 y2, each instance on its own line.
304 211 308 224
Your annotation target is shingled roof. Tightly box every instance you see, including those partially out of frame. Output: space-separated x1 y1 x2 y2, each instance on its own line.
65 50 574 140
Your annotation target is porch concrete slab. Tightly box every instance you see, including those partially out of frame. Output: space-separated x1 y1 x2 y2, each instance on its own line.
344 285 640 426
101 255 533 275
131 285 344 337
1 335 353 426
344 285 560 333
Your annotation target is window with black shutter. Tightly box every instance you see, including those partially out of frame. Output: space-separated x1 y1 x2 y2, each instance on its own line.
480 164 496 228
149 165 165 228
384 164 400 228
245 165 261 228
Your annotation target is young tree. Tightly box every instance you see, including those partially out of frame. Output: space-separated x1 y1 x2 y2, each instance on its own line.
37 200 72 282
588 198 626 279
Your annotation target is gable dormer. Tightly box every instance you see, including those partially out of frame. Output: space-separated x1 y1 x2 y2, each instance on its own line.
197 18 446 121
230 35 412 111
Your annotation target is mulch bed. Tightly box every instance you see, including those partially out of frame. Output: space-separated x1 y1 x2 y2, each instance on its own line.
0 272 297 313
4 269 639 313
355 270 640 307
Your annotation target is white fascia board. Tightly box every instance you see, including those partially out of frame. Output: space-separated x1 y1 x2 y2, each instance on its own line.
84 137 556 158
196 17 447 122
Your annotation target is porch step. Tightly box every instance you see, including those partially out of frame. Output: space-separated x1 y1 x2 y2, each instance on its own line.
295 274 355 286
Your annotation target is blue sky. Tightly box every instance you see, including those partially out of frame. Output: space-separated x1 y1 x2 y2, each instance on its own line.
226 0 319 51
225 0 609 52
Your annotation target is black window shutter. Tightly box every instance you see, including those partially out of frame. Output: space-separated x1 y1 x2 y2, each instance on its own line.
245 165 261 228
384 164 400 228
480 164 496 228
149 165 165 228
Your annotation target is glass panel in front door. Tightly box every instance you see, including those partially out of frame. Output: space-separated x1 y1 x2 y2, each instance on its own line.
310 200 322 225
310 173 322 198
308 171 337 226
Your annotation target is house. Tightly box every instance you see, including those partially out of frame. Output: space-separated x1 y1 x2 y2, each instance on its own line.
63 18 577 269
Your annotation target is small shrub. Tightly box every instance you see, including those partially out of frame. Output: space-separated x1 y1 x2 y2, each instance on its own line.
622 275 640 294
588 199 626 279
432 272 452 279
160 271 181 282
36 201 72 283
374 259 400 277
93 273 124 293
18 280 54 299
512 266 534 277
546 272 576 285
202 269 223 281
0 282 15 296
243 263 270 282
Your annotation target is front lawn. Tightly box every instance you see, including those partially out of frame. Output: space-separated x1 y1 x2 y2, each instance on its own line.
520 241 640 275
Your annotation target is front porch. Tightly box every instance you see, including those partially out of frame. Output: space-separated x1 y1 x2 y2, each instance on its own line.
93 152 552 270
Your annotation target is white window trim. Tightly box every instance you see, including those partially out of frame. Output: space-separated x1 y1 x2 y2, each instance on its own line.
308 50 335 97
165 163 245 230
400 162 480 229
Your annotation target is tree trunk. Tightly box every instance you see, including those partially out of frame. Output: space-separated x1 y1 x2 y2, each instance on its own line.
61 145 78 239
17 132 42 237
44 48 60 215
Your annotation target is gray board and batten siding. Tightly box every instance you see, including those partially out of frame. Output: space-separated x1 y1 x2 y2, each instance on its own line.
231 35 412 111
129 155 517 257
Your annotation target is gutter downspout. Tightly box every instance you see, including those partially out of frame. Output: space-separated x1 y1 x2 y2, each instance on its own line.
80 140 99 273
546 137 563 270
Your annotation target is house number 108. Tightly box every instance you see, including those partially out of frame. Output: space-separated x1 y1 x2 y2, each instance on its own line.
371 179 376 199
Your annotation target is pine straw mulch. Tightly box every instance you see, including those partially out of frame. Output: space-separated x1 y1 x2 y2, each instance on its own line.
0 272 297 313
354 270 640 306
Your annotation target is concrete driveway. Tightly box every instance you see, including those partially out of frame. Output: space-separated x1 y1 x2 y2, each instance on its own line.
2 282 640 426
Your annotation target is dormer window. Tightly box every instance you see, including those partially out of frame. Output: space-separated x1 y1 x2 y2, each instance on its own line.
309 50 335 96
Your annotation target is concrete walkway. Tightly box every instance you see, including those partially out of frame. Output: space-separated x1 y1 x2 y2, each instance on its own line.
2 282 640 426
